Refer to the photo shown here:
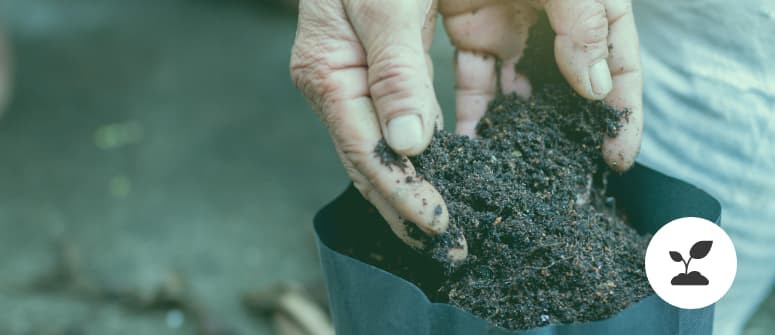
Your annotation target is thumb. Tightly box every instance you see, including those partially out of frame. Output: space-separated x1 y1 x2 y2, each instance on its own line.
544 0 612 100
344 0 440 156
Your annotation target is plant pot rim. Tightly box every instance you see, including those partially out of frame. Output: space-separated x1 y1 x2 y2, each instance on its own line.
314 163 721 335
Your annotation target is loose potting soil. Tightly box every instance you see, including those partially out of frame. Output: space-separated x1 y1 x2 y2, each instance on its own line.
400 83 652 329
360 14 652 330
358 13 651 329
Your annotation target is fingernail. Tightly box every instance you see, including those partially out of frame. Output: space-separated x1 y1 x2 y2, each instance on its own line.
589 59 612 97
387 114 423 152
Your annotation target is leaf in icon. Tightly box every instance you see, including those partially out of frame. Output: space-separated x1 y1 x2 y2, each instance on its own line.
669 251 683 262
690 240 713 259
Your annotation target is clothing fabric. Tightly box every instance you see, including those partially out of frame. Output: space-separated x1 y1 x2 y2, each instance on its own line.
634 1 775 334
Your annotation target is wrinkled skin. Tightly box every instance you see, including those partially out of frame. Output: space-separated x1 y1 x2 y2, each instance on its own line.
290 0 642 261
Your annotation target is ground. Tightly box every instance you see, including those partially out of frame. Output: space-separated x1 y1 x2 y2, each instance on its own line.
0 0 771 334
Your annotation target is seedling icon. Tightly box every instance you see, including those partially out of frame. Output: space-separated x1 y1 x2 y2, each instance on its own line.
669 240 712 285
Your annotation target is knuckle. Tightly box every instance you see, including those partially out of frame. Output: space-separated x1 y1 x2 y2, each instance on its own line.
289 45 314 96
340 140 372 173
322 106 348 137
606 0 632 24
369 45 422 83
289 39 345 110
329 115 372 170
336 144 379 198
352 0 418 24
572 2 608 45
351 0 382 20
338 139 386 198
368 47 425 115
352 177 376 202
371 66 414 103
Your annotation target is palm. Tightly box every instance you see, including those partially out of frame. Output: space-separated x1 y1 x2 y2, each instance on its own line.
440 0 538 136
438 0 643 171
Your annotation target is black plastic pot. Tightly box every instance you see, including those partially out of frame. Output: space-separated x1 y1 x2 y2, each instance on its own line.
314 164 721 335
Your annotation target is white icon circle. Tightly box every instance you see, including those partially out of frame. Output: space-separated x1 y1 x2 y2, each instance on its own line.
644 217 737 309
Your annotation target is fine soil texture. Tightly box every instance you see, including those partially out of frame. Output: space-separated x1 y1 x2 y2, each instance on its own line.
364 14 652 330
403 84 652 330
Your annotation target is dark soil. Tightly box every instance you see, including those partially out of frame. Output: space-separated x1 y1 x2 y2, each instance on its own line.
363 13 652 330
402 84 651 330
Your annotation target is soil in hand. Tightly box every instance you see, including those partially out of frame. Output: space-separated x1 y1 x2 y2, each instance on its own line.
404 83 651 330
365 13 652 330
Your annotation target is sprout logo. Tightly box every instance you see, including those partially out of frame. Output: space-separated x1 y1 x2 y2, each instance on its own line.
669 240 712 285
644 217 737 309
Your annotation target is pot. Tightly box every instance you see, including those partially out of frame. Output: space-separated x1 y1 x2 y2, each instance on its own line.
314 163 721 335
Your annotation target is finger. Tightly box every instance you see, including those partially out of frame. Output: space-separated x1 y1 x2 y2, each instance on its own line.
453 50 497 137
344 0 441 156
327 93 449 233
291 0 465 260
328 96 468 262
441 1 536 136
336 146 424 250
500 55 532 99
442 1 531 59
544 0 612 100
600 0 642 171
422 1 445 129
341 153 467 263
324 80 469 261
421 0 438 53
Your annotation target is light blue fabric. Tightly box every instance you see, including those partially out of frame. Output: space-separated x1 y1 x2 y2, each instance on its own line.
634 1 775 334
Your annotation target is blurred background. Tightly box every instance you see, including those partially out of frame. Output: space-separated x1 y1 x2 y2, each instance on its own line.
0 0 771 334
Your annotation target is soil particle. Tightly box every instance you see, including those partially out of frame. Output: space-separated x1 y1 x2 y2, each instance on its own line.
370 81 651 330
363 12 650 330
404 84 648 329
374 139 408 172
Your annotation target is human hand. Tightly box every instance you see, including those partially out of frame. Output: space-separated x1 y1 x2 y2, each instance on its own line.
290 0 468 262
441 0 643 171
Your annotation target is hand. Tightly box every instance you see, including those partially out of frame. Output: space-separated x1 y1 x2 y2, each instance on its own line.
290 0 468 262
441 0 643 171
